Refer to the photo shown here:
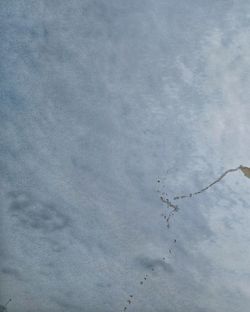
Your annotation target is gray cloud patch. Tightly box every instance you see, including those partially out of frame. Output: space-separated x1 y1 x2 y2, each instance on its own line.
51 297 85 312
8 191 70 233
1 266 23 281
135 255 174 274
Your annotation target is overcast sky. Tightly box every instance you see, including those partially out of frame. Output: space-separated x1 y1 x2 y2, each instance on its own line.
1 1 250 311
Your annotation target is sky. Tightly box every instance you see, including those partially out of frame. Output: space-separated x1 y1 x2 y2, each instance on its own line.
1 1 250 311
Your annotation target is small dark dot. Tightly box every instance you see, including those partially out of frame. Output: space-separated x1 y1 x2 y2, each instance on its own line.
129 295 133 298
140 281 143 285
157 180 160 183
144 277 146 280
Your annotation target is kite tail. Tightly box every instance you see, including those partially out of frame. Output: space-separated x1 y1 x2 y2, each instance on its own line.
173 166 241 200
5 299 12 307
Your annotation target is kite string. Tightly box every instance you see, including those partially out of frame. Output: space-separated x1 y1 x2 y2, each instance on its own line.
160 196 178 228
5 299 12 307
173 166 241 200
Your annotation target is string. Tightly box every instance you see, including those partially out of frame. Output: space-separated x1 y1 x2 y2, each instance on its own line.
173 166 241 200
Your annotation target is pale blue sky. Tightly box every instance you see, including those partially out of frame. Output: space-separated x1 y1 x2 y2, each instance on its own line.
1 1 250 311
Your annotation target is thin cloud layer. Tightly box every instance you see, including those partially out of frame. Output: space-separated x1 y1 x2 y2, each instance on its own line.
1 1 250 312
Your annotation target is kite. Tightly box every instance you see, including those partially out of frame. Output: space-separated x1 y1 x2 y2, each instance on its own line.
239 165 250 178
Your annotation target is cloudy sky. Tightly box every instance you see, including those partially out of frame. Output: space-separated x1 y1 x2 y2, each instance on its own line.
1 1 250 311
